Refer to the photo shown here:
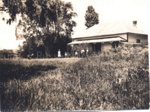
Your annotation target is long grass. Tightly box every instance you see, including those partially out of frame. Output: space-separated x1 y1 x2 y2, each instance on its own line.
0 45 149 111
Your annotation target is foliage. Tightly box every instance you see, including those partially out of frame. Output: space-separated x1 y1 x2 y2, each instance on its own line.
17 38 45 58
17 35 71 58
0 49 14 58
85 5 99 29
0 46 149 110
1 0 77 56
63 45 149 110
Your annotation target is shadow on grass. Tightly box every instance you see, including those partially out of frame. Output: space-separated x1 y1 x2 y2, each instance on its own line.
0 61 57 82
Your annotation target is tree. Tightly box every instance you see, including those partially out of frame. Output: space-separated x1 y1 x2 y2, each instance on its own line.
1 0 77 57
85 5 99 29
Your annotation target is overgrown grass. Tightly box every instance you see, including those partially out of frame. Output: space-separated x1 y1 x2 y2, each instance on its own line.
0 45 149 111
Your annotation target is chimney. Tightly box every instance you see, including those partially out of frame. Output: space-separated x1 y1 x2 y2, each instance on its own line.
133 20 137 27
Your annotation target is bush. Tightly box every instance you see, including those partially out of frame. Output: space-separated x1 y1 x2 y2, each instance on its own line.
0 49 14 58
62 45 149 110
1 45 149 110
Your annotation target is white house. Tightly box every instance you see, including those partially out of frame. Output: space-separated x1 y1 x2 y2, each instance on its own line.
68 21 148 53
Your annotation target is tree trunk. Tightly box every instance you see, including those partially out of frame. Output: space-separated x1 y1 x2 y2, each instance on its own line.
45 46 50 58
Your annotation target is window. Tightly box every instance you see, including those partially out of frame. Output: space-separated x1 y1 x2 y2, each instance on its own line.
136 39 141 43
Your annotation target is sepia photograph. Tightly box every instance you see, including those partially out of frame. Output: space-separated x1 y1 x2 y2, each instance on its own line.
0 0 149 111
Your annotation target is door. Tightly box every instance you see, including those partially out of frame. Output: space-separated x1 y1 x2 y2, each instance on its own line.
90 43 101 53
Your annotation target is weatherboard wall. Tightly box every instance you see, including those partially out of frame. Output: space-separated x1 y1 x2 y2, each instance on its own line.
101 42 112 51
128 33 148 44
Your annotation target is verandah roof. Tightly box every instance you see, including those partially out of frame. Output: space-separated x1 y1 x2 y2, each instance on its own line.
68 37 126 45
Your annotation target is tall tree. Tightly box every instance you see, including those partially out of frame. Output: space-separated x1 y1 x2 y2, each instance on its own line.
1 0 77 56
85 5 99 29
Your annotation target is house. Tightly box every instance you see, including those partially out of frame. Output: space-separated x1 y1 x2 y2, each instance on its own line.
68 21 148 53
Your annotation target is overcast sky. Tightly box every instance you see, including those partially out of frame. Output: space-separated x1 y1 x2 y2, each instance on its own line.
0 0 150 49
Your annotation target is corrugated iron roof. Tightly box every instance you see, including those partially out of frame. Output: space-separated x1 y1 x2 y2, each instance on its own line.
73 21 147 38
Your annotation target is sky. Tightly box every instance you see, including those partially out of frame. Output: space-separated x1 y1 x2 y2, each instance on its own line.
0 0 150 49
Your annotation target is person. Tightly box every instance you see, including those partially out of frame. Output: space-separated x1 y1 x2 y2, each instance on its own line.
81 49 85 57
58 49 61 58
27 54 31 59
86 49 89 56
31 53 34 58
27 53 34 59
65 52 67 57
75 51 78 57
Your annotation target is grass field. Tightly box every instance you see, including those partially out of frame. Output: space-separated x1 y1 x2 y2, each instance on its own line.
0 45 149 111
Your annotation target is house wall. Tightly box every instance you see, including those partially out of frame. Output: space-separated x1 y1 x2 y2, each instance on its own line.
70 33 148 54
128 33 148 44
117 33 128 40
101 42 112 51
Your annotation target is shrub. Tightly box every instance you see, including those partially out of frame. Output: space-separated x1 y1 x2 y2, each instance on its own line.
0 49 14 58
62 45 149 110
1 45 149 110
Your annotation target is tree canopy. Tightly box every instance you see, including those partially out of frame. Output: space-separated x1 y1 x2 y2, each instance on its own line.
85 5 99 29
1 0 77 57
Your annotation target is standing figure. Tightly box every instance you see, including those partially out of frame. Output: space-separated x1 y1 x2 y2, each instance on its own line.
81 49 85 57
58 49 61 58
65 52 67 57
86 48 89 56
75 51 78 57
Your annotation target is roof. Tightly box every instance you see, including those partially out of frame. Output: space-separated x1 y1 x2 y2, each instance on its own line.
68 37 125 45
73 21 147 38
